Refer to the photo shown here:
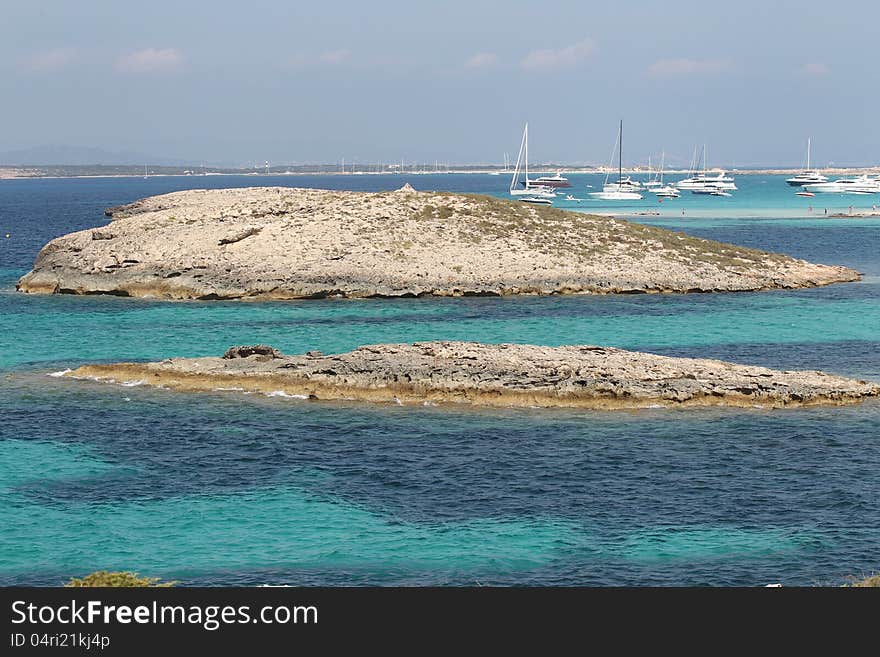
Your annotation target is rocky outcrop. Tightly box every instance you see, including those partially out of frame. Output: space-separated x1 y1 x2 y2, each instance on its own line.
64 342 880 410
18 187 860 300
222 344 282 360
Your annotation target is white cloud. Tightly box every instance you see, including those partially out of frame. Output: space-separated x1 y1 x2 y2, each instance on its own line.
21 48 77 73
115 48 183 74
799 62 830 77
318 49 351 64
646 58 732 78
464 52 498 70
520 40 595 71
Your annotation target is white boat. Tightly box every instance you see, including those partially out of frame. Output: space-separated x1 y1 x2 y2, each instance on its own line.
803 175 880 194
589 120 644 201
650 152 680 198
508 123 557 197
676 145 737 191
691 183 733 197
786 138 827 186
644 156 662 189
519 195 553 205
531 171 571 188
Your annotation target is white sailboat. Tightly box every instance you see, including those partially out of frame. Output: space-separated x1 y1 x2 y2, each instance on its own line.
675 145 736 192
651 152 680 198
786 138 827 186
589 120 643 200
509 123 555 199
644 155 662 189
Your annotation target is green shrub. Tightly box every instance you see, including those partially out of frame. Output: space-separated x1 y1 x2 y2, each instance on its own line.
64 570 175 587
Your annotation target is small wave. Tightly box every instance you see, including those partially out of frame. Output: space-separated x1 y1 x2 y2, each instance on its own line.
266 390 308 399
47 369 72 378
120 379 146 387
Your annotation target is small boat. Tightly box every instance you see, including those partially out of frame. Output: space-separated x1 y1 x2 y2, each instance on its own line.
796 191 815 197
519 196 553 205
590 189 643 200
589 120 644 201
654 185 680 198
691 184 732 197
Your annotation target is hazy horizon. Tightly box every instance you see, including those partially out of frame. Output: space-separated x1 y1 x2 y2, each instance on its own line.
3 1 879 168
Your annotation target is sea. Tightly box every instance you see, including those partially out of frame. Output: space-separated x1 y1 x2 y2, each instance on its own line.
1 172 878 586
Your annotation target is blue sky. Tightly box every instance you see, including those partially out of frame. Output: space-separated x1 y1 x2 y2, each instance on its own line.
2 0 878 166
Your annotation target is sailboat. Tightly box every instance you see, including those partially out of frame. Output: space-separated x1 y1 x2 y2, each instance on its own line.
651 152 680 198
589 120 643 200
509 123 555 199
675 145 737 192
644 155 662 189
786 138 827 186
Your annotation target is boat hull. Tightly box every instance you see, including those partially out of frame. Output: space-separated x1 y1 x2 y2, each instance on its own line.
588 191 643 201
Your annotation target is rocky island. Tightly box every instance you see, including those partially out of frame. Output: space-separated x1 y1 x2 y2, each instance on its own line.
18 186 859 299
63 342 880 410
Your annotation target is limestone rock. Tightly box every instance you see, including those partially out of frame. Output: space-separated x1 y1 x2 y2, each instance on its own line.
65 341 880 410
18 187 861 300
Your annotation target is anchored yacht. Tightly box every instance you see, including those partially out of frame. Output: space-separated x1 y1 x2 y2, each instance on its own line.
676 145 737 191
531 172 571 188
803 175 880 195
786 139 827 186
589 120 644 201
649 152 679 198
509 123 552 198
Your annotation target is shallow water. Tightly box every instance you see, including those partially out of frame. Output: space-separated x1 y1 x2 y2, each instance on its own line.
1 173 878 586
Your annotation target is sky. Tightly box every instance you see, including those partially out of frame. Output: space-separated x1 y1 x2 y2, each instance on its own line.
1 0 879 167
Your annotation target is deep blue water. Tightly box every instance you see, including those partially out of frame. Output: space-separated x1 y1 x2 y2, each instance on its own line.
0 173 878 586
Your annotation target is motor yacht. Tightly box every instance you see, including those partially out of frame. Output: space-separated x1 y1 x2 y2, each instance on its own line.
803 175 880 194
786 139 828 186
531 172 571 188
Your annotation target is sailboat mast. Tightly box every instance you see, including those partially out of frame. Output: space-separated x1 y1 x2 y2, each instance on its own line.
510 123 528 193
807 138 811 170
618 119 623 183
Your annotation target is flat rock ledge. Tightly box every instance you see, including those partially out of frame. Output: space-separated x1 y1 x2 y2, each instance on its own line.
63 342 880 410
18 186 859 300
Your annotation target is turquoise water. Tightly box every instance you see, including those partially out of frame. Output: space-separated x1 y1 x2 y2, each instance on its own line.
1 174 878 586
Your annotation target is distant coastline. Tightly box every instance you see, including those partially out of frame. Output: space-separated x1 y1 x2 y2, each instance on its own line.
3 164 880 180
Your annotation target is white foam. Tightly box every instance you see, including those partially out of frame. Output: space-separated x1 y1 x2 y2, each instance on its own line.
120 379 146 387
47 369 72 378
266 390 308 399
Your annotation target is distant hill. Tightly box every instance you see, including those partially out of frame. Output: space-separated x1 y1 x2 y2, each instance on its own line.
0 145 195 166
